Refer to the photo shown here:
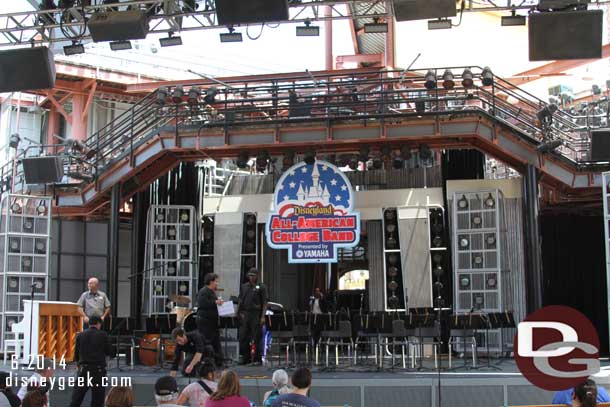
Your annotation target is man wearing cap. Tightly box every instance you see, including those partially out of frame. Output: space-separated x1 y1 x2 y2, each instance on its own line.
69 316 113 407
238 268 268 365
154 376 182 407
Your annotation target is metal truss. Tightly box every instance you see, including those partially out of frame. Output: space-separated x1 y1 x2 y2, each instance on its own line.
0 0 392 47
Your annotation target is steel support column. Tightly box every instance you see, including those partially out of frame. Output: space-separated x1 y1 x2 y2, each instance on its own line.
130 191 144 321
107 183 121 318
324 6 333 70
522 164 543 313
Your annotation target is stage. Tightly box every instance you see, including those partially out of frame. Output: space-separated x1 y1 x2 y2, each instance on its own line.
4 358 610 407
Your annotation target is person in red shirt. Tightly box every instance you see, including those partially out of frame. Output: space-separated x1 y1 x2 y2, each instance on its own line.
204 371 251 407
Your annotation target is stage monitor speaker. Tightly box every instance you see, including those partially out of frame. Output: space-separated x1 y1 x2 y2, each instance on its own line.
0 47 55 92
22 156 64 184
215 0 289 25
88 10 150 42
590 128 610 162
528 10 602 61
392 0 456 22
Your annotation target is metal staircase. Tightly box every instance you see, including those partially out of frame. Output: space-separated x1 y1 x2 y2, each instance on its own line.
1 66 606 214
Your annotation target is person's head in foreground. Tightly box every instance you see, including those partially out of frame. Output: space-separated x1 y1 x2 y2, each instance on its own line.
272 369 290 392
209 370 242 401
574 379 598 407
199 360 216 381
155 375 179 405
105 386 134 407
22 389 47 407
88 315 103 329
292 367 312 392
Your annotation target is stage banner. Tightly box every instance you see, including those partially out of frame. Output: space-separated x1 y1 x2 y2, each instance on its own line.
266 160 360 263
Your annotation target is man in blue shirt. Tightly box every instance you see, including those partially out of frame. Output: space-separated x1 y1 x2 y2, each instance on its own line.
271 368 320 407
552 385 610 405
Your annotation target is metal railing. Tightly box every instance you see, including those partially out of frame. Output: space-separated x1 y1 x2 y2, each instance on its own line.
0 66 600 196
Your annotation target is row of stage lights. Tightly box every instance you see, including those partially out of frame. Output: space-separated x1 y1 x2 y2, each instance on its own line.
423 67 494 90
234 144 434 173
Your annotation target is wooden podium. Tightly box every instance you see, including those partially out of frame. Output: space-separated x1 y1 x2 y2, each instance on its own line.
11 300 83 363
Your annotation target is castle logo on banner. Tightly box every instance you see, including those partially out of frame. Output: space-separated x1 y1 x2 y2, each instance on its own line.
266 160 360 263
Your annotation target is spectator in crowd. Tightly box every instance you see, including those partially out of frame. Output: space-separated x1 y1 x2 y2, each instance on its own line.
18 358 54 400
105 386 133 407
177 360 217 407
271 368 320 407
154 376 182 407
263 369 290 407
0 371 21 407
205 370 250 407
553 378 610 405
22 389 47 407
573 379 599 407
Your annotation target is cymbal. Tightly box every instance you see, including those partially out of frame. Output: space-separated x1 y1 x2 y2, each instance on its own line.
169 294 191 305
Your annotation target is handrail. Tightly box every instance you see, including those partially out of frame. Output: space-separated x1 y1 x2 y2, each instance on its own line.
1 66 603 196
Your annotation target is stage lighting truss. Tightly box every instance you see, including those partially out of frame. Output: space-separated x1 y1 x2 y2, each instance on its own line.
452 190 503 351
0 194 51 344
383 208 405 311
144 205 197 315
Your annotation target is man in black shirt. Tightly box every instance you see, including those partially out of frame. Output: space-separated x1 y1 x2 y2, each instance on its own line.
196 273 224 367
169 328 212 377
238 268 268 364
69 316 113 407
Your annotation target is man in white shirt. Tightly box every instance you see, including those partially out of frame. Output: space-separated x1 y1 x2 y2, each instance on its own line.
17 359 54 401
309 288 328 315
176 361 217 407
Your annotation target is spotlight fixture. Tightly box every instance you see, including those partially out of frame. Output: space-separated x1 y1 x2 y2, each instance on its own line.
484 193 495 208
23 218 34 232
487 277 497 288
304 151 316 165
204 87 219 104
22 257 32 270
180 212 190 222
156 87 168 105
460 276 470 288
156 213 165 222
109 40 132 51
486 234 496 247
220 27 243 43
180 246 189 258
419 144 432 162
160 33 183 47
9 134 20 149
481 66 494 86
236 151 249 169
428 18 452 30
457 195 469 210
364 20 388 33
459 236 469 249
296 20 320 36
256 151 270 173
432 235 443 247
442 70 455 90
10 202 22 214
187 87 201 104
36 205 47 216
155 246 164 257
9 238 20 252
387 253 399 265
392 156 404 169
167 262 176 276
472 215 482 227
39 0 57 10
172 86 184 103
386 235 398 249
34 240 46 254
167 227 177 239
536 139 563 153
537 103 558 125
424 70 436 90
473 254 483 267
371 157 383 170
501 11 526 26
387 266 398 278
462 68 474 88
64 42 85 55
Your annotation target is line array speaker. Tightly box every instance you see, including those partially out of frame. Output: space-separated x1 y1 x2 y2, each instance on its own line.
215 0 289 25
392 0 456 22
88 10 150 42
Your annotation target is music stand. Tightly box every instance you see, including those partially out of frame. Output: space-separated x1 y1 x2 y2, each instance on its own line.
489 311 516 365
469 311 500 371
353 312 381 367
219 316 239 366
412 311 439 370
448 314 478 370
292 312 313 366
106 317 135 371
266 312 294 367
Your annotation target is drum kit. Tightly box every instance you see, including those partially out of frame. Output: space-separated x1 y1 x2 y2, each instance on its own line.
138 294 199 367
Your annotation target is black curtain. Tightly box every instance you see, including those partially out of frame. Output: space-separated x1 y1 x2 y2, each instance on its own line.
540 212 609 355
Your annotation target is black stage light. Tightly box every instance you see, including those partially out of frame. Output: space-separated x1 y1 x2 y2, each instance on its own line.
304 151 316 165
188 87 201 104
372 157 383 170
486 234 496 247
457 194 468 210
424 70 436 90
9 134 20 149
180 212 190 222
460 276 470 288
40 0 57 10
537 103 558 124
36 204 47 216
484 192 496 208
501 12 526 26
10 202 22 214
172 86 184 103
392 156 403 169
348 156 359 170
462 68 474 88
23 218 34 232
64 42 85 55
236 151 250 169
537 138 563 153
160 34 183 47
156 86 168 105
459 236 469 249
204 87 218 104
442 69 455 90
256 151 270 173
109 41 132 51
220 27 243 43
364 21 388 33
481 66 494 86
428 18 452 30
35 240 46 254
358 146 370 162
296 21 320 36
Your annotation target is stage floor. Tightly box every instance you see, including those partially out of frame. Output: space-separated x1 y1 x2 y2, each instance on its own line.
3 358 610 407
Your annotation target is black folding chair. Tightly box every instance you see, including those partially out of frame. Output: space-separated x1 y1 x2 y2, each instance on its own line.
448 314 478 369
266 312 294 367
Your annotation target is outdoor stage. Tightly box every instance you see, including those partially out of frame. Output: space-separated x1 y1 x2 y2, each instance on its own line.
4 359 610 407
